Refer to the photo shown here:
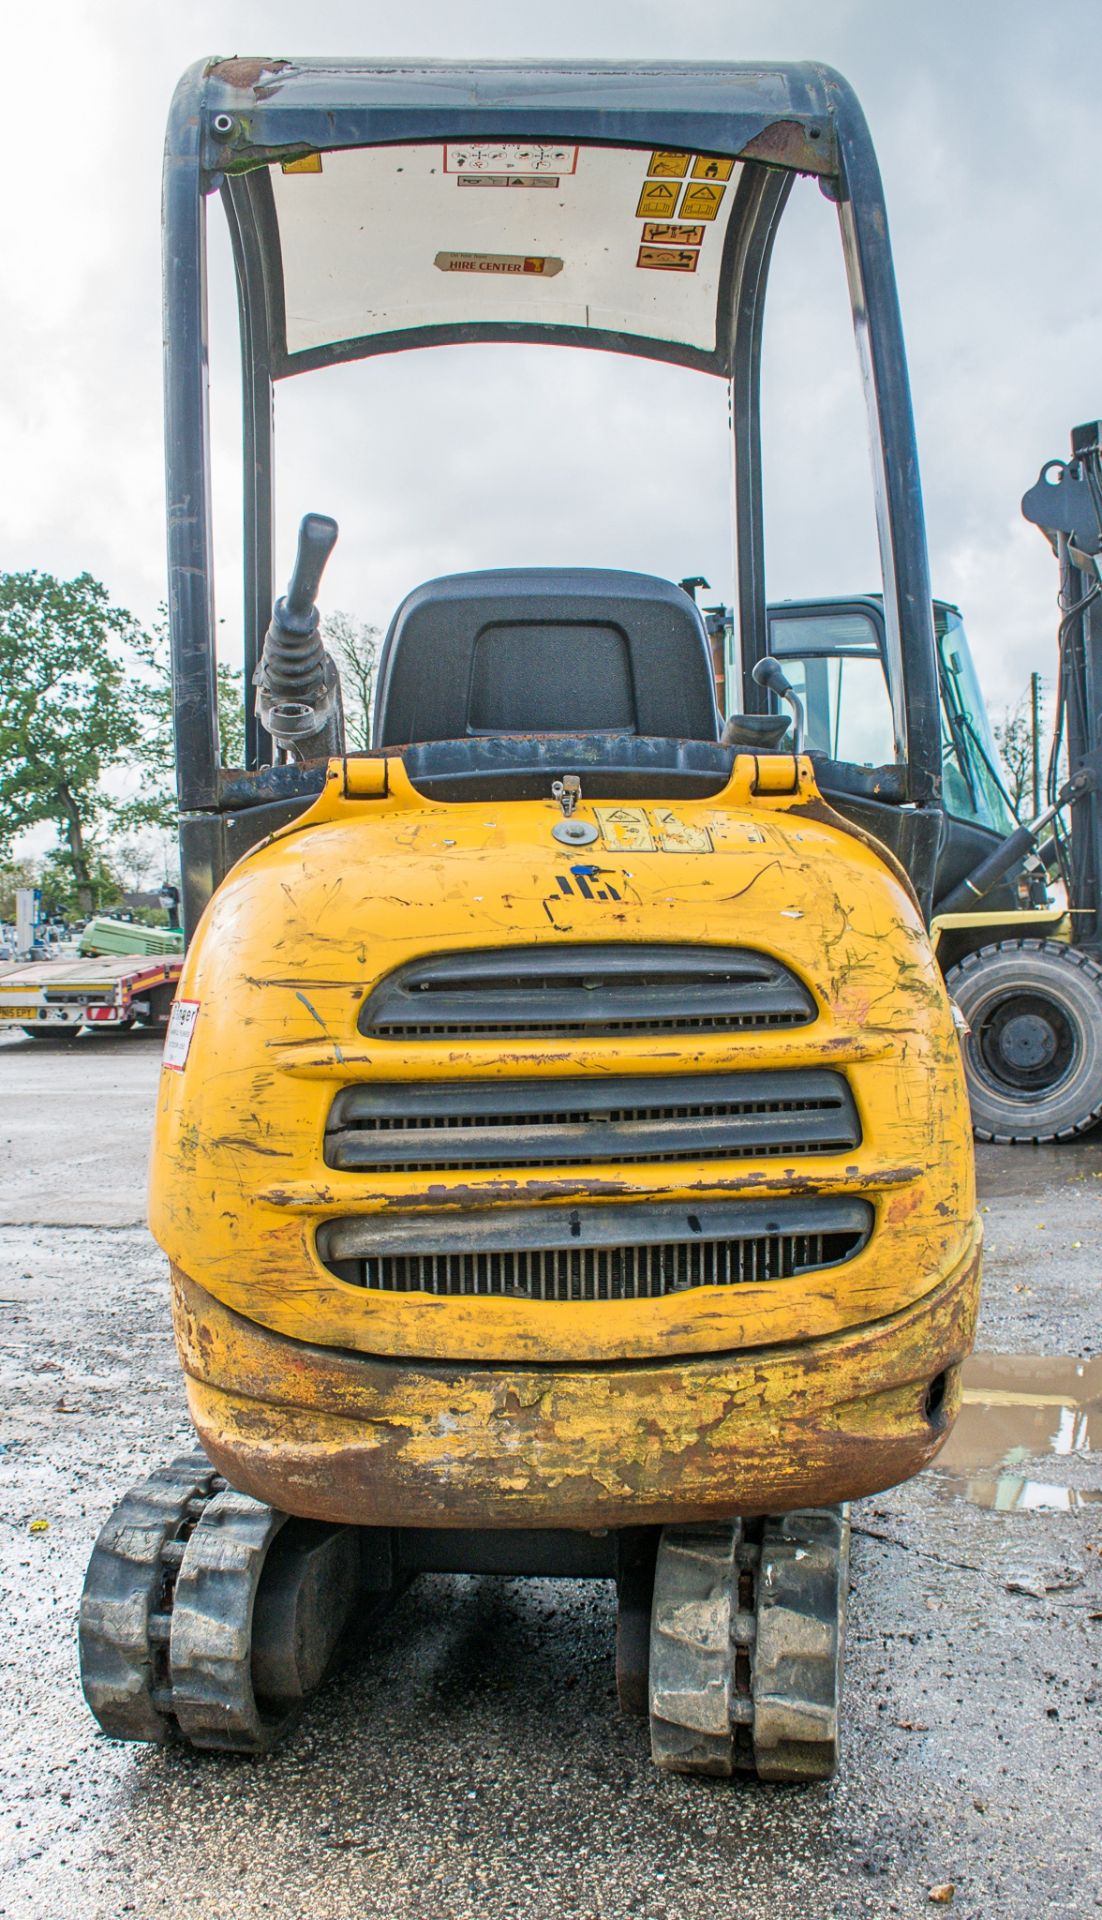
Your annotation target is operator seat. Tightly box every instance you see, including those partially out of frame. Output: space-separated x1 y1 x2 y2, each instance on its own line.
372 568 721 748
370 568 731 802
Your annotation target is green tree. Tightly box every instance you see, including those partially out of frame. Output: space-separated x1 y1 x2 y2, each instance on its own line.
218 661 247 767
133 610 246 781
324 610 380 752
39 846 126 920
0 855 39 922
0 570 166 916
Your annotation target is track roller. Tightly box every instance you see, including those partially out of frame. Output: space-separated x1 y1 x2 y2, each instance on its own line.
80 1455 370 1753
648 1506 850 1783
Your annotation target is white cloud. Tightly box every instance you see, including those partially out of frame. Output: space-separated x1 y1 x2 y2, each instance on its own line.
1 0 1098 737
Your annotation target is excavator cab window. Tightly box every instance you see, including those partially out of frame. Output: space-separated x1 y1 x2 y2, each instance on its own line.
767 597 1016 836
936 607 1018 835
767 608 896 767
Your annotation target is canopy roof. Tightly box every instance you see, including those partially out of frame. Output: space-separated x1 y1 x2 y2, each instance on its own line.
164 54 943 907
192 57 843 377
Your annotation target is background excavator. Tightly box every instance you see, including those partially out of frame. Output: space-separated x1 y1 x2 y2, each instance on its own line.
696 422 1102 1144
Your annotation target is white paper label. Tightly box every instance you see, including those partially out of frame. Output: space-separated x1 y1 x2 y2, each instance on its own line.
444 143 576 176
162 998 200 1071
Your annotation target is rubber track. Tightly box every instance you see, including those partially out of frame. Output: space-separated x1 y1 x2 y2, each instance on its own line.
753 1507 850 1781
79 1452 220 1742
648 1506 849 1782
169 1489 293 1752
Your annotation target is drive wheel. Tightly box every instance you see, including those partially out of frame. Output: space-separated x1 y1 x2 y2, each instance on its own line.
648 1507 850 1783
946 939 1102 1142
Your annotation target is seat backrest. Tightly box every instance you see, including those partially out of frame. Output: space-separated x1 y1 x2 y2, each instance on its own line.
371 567 720 748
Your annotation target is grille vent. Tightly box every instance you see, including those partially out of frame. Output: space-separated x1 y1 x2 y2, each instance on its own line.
317 1199 872 1302
359 945 814 1040
325 1070 858 1174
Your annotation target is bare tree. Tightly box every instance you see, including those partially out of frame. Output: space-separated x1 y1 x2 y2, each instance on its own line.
112 838 162 892
992 693 1033 817
324 611 381 752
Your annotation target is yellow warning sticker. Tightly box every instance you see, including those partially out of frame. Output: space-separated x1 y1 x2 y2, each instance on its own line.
637 246 699 274
680 181 727 222
635 178 682 219
641 222 705 247
691 156 735 181
647 150 691 178
281 153 323 175
595 806 656 852
651 810 714 854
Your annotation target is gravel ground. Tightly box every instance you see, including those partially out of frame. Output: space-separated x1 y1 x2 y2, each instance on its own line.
0 1028 1099 1920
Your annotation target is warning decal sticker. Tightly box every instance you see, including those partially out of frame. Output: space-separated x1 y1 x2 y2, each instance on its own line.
691 156 735 181
679 181 726 222
635 179 682 220
445 144 577 175
595 807 715 852
637 246 699 273
163 999 200 1072
594 806 655 852
647 151 692 178
456 174 560 189
651 810 714 854
641 222 705 247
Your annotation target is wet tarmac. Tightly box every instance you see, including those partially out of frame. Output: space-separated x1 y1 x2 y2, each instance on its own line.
1 1029 1100 1919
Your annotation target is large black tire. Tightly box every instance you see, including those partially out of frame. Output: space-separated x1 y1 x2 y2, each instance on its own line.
946 939 1102 1143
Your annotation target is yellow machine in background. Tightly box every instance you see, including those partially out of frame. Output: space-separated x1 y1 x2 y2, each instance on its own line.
80 57 979 1783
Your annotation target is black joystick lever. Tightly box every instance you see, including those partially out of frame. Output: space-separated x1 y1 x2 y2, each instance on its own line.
281 513 339 629
751 656 805 755
255 513 343 760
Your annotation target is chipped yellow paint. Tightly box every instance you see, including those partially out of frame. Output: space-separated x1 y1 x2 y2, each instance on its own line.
150 750 978 1506
172 1240 980 1529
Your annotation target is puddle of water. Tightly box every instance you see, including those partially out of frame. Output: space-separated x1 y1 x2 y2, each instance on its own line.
927 1352 1102 1512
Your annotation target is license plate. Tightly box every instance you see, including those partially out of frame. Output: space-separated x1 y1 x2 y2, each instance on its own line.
0 1005 38 1019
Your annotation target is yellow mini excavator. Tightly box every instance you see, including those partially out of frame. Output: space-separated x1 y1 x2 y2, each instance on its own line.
79 57 980 1781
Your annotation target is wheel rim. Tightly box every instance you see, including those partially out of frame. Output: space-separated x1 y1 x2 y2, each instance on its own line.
972 988 1079 1101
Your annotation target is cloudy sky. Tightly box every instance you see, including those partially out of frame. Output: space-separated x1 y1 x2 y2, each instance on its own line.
2 0 1100 727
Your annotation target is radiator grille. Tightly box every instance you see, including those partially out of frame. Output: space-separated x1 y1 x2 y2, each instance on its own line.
325 1070 859 1173
359 944 814 1040
330 1233 860 1299
317 1200 872 1301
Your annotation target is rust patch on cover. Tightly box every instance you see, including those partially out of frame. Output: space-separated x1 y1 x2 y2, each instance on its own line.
210 58 292 91
738 118 834 176
173 1250 980 1530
